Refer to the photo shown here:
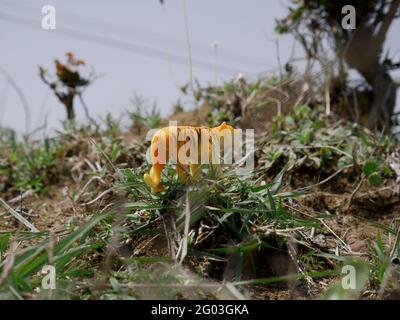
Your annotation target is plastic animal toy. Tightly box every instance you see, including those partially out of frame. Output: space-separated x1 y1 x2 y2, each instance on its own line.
144 122 234 192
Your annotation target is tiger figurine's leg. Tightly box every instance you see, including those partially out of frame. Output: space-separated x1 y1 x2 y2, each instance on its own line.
144 163 165 193
189 163 201 181
176 163 190 183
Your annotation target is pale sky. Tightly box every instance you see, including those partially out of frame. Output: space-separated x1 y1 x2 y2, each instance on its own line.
0 0 399 134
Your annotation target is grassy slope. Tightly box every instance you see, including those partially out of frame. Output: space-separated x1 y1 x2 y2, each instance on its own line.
0 83 400 300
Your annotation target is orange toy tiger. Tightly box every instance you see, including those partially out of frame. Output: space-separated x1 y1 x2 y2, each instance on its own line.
144 122 234 192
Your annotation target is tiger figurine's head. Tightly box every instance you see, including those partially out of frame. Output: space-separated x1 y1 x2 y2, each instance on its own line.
143 122 235 193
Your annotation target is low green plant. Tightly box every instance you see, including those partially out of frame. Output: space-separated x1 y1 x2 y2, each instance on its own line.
129 93 163 133
261 105 395 184
0 210 113 299
5 138 62 193
362 157 392 186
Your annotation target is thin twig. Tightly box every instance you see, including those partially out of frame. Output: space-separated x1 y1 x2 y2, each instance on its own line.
178 192 191 264
181 0 194 92
348 177 364 205
89 138 118 174
7 190 33 205
0 198 38 232
0 241 17 286
294 164 353 192
75 176 107 203
319 219 352 254
390 224 400 257
78 93 97 126
83 188 113 206
0 67 31 134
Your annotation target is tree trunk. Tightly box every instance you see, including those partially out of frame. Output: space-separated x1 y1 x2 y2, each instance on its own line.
341 0 400 131
63 94 75 120
368 65 397 131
